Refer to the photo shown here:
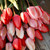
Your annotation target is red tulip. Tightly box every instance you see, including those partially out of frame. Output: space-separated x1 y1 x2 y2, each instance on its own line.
20 12 30 24
13 14 21 29
13 38 22 50
1 8 12 24
0 21 3 29
27 6 39 20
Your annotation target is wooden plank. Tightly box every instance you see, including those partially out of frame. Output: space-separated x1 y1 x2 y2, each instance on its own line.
35 40 41 50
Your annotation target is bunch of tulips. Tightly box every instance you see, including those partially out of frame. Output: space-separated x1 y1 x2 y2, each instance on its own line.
0 5 50 50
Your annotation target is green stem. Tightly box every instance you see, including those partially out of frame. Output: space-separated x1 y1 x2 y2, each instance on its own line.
26 0 30 6
20 0 24 11
32 0 38 6
8 3 13 8
5 0 7 8
0 4 3 12
12 7 16 15
22 0 27 11
30 0 34 6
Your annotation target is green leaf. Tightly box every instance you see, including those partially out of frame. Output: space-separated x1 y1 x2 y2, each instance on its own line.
0 10 2 16
9 0 19 10
8 3 13 8
0 0 3 4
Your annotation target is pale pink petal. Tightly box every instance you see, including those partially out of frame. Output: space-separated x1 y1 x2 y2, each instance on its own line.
7 21 15 36
7 32 13 42
6 43 14 50
26 27 35 39
37 19 43 30
16 26 24 39
28 19 38 28
40 11 50 24
35 6 43 17
0 26 7 40
25 38 35 50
